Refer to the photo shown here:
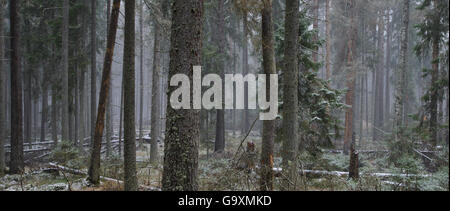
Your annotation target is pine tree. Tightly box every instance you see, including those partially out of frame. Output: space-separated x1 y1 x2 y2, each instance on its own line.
343 0 357 154
105 0 112 157
325 0 331 80
214 0 226 153
312 0 319 63
90 0 97 146
395 0 410 145
373 10 385 142
281 0 300 191
415 0 449 146
9 0 24 174
0 0 5 176
162 0 203 191
260 0 276 191
149 0 163 164
123 0 138 191
61 0 70 142
138 0 144 148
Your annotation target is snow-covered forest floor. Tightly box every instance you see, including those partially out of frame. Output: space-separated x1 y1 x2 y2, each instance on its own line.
1 132 448 191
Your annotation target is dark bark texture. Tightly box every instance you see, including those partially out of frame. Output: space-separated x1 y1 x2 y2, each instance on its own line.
281 0 300 191
214 0 226 153
123 0 138 191
61 0 69 142
9 0 24 174
260 0 276 191
0 0 5 175
162 0 203 191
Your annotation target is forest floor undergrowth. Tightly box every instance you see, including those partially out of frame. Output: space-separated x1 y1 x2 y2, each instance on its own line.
1 132 448 191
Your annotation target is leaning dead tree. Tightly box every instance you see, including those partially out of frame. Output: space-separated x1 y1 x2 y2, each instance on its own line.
88 0 121 185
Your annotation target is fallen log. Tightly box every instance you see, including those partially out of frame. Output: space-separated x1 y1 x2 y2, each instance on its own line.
48 163 160 191
5 140 54 148
5 137 149 150
413 149 434 162
49 162 87 176
6 147 52 154
272 168 431 179
326 149 438 154
6 140 120 155
5 137 93 149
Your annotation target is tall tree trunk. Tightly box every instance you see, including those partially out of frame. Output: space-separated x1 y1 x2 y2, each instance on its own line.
138 0 144 147
79 65 86 144
232 38 237 136
50 37 58 146
161 0 170 143
41 73 48 143
359 75 364 141
34 98 38 142
370 19 377 141
281 0 299 191
260 0 276 191
150 2 162 164
242 13 250 134
348 132 359 179
73 35 81 146
438 91 443 143
430 0 440 147
446 87 449 145
359 14 366 142
70 64 76 144
74 58 79 145
214 0 226 153
23 32 31 145
118 74 124 157
4 56 8 140
312 0 319 63
123 0 138 191
343 0 356 154
162 0 203 191
0 1 5 175
51 85 58 146
79 0 88 146
384 13 392 124
24 57 31 148
373 12 385 142
9 0 24 174
105 0 112 158
90 0 97 146
362 14 369 138
61 0 70 142
365 64 369 136
22 31 31 145
325 0 331 80
430 32 439 147
88 0 121 185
